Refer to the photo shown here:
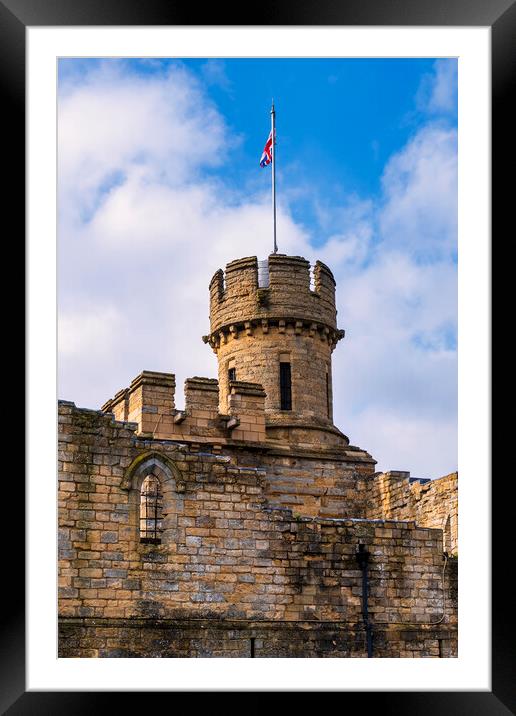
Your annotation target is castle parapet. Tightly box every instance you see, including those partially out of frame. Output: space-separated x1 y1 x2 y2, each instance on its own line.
101 371 176 434
99 256 344 448
314 260 337 317
184 377 219 410
366 470 458 555
228 380 266 443
127 371 176 434
101 387 129 422
208 254 338 337
100 372 268 444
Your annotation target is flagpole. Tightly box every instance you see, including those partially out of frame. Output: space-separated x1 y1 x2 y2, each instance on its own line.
271 101 278 254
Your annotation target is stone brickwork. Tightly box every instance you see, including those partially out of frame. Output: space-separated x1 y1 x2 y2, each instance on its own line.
227 381 267 443
204 255 345 446
58 618 457 658
208 255 338 336
59 253 458 658
58 401 457 657
259 451 372 518
366 472 458 556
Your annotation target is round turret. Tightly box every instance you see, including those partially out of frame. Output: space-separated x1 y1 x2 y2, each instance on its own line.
204 254 347 447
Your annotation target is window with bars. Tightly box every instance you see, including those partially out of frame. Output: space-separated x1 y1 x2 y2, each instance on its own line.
228 366 236 383
139 475 163 544
279 361 292 411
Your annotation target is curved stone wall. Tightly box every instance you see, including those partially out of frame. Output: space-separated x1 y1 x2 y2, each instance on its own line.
205 254 346 443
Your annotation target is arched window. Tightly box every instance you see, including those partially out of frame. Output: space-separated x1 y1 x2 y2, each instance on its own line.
139 475 163 544
122 451 186 550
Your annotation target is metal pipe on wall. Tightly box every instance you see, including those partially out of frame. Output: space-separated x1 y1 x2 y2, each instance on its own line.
356 543 373 658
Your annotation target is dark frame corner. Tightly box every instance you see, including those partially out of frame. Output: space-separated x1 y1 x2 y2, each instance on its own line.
5 0 512 711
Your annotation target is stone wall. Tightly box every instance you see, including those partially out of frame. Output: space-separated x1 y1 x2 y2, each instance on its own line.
58 616 457 658
213 323 339 423
103 373 271 447
58 402 457 657
205 255 345 441
258 450 373 518
208 255 338 336
102 369 376 460
366 471 458 555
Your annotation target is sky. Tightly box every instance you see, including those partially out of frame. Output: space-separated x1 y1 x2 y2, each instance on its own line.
57 57 458 479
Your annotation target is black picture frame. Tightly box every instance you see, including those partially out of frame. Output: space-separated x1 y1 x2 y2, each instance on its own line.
4 0 510 710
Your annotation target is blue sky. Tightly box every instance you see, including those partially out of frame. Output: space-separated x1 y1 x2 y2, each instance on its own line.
58 57 457 477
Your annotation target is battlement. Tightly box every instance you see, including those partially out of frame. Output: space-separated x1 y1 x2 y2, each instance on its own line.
208 254 339 340
60 242 458 659
101 371 268 445
366 470 458 555
227 380 267 442
205 254 346 438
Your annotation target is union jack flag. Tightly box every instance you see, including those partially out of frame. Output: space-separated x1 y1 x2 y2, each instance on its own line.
260 130 273 167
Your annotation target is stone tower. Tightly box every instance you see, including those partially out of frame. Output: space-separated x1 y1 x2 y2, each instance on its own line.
60 250 459 659
204 253 347 447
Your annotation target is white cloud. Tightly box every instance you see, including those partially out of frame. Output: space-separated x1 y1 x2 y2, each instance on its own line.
200 59 233 92
58 61 457 478
59 304 124 359
325 125 457 477
58 61 231 227
416 59 458 115
344 407 457 478
59 177 311 410
379 124 457 261
317 197 374 268
333 254 456 430
58 304 135 406
58 61 311 411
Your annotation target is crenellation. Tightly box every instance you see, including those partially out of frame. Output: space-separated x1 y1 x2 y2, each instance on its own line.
209 255 341 338
59 253 457 658
209 268 225 303
124 371 176 432
106 388 129 422
313 260 337 319
366 471 458 556
184 377 219 411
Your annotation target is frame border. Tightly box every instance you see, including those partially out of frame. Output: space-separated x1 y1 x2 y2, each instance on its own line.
5 0 511 710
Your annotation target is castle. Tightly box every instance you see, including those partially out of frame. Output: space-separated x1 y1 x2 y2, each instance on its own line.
58 253 458 657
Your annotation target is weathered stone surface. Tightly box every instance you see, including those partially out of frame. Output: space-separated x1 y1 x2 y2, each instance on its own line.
366 471 458 556
59 254 457 658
